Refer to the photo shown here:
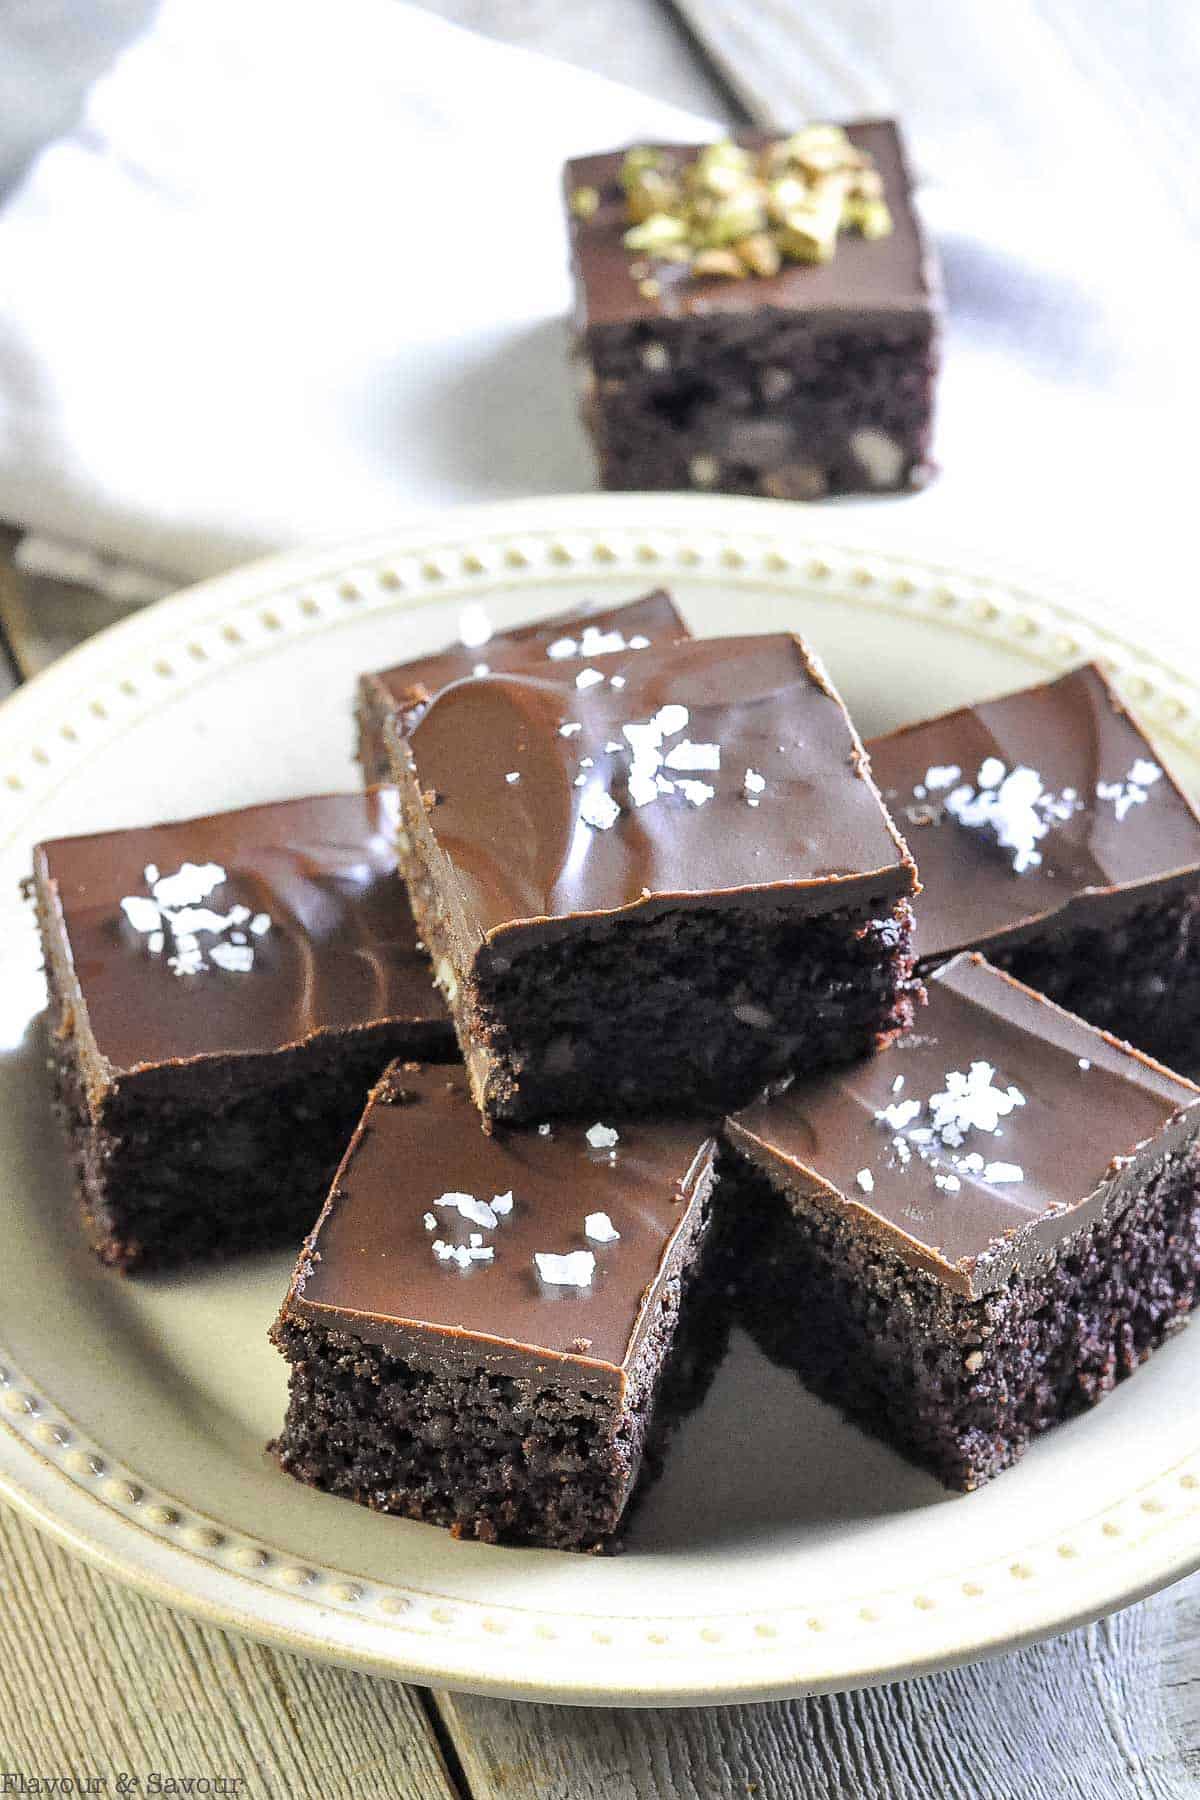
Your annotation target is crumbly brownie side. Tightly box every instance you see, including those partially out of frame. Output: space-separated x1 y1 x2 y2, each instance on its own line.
721 1139 1200 1492
271 1171 728 1551
40 931 453 1273
582 313 938 499
356 678 403 787
985 888 1200 1072
401 844 919 1122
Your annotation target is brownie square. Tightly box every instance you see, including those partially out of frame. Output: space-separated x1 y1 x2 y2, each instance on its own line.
32 790 456 1272
565 121 940 499
868 663 1200 1067
356 589 690 784
722 952 1200 1491
271 1063 723 1551
387 631 920 1124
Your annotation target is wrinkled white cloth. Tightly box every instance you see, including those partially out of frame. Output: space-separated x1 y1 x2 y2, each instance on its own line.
0 0 710 588
0 0 1197 642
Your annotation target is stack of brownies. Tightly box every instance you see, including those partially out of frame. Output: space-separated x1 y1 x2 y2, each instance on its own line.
32 585 1200 1551
26 122 1200 1552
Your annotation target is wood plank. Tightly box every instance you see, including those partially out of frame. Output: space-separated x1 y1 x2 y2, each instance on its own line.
438 1573 1199 1799
0 528 145 680
0 1506 459 1797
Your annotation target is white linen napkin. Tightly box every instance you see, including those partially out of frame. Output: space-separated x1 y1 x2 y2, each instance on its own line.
0 0 1197 644
0 0 712 589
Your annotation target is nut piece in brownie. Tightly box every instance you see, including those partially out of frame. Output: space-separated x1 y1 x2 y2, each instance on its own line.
386 632 920 1124
271 1063 723 1551
868 663 1200 1068
722 952 1200 1492
565 122 940 499
31 790 456 1272
357 588 689 784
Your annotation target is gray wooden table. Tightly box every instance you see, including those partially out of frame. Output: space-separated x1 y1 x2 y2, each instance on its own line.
3 2 1200 1794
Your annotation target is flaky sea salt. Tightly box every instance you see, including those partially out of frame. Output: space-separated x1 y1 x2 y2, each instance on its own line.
586 1123 619 1151
547 637 578 660
855 1169 875 1194
491 1191 514 1216
945 765 1049 873
505 771 521 785
983 1162 1024 1184
585 1212 621 1242
677 779 715 807
559 722 582 737
934 1173 962 1193
435 1192 500 1229
576 668 605 690
209 942 254 974
423 1212 436 1230
876 1098 921 1131
923 765 962 791
121 861 271 977
929 1063 1024 1142
1079 1058 1091 1071
534 1250 596 1287
579 789 621 831
665 741 721 772
1097 759 1163 821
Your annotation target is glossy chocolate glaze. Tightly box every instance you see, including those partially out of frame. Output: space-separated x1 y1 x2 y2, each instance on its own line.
33 790 448 1078
360 590 689 742
390 633 916 952
281 1062 717 1394
726 953 1200 1298
868 665 1200 964
565 121 940 333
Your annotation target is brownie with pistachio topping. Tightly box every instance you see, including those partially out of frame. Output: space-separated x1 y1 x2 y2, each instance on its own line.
31 791 456 1272
271 1062 724 1551
385 631 921 1125
356 588 690 785
868 664 1200 1068
721 952 1200 1491
564 121 940 500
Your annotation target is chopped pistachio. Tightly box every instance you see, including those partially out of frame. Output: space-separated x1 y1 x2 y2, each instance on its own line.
844 196 893 239
615 124 892 285
735 232 783 278
691 191 768 247
620 146 665 191
691 247 749 279
625 166 683 223
623 212 689 252
569 185 600 219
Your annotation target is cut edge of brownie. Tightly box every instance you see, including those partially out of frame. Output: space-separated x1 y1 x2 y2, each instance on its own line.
386 693 921 1126
718 1121 1200 1492
965 888 1200 1075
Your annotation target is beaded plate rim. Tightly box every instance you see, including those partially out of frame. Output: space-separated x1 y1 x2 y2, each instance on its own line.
1 491 1198 1706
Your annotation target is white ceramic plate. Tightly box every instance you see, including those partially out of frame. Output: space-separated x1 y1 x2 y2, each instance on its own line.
3 494 1200 1708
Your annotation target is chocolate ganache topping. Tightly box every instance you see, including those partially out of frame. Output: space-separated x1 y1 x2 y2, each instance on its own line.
867 664 1200 964
726 953 1200 1298
565 122 938 331
283 1063 718 1395
364 589 688 739
34 790 442 1073
392 632 916 951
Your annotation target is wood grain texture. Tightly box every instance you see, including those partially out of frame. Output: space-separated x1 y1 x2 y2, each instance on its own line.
439 1584 1198 1800
0 1506 458 1796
